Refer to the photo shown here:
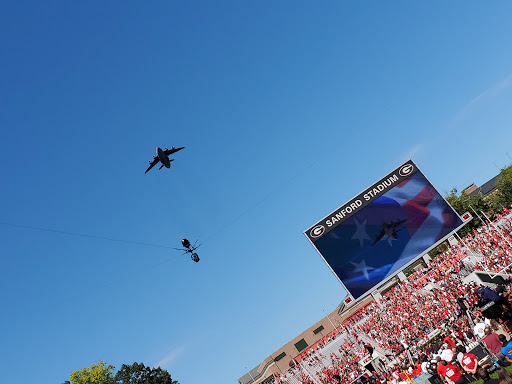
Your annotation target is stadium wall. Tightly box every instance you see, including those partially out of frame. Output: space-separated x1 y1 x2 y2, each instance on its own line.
239 296 373 384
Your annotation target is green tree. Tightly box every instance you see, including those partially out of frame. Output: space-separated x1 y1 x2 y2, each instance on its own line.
428 241 449 258
403 268 415 277
69 361 115 384
489 164 512 211
445 188 490 237
114 362 178 384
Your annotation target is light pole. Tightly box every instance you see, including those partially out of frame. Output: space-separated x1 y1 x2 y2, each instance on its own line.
454 232 478 258
469 204 488 227
322 309 337 331
245 366 256 384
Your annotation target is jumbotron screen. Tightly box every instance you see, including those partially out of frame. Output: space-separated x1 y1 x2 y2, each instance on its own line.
305 160 463 300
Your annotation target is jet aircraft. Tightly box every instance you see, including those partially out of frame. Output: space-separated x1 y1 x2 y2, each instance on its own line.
372 219 407 246
145 146 184 174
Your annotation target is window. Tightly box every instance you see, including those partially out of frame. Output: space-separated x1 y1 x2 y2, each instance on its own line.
274 352 286 362
313 325 324 335
294 339 308 352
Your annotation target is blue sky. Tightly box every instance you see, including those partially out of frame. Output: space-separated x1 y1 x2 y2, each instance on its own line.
1 2 512 383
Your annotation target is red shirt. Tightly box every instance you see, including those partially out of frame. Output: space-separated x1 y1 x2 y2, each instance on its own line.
443 336 457 349
444 363 463 382
484 333 503 354
414 362 422 376
461 352 478 371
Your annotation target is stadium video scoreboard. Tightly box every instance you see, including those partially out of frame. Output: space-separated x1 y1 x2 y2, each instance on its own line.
305 160 464 302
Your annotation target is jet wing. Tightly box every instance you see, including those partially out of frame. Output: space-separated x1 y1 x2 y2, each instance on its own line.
145 158 160 174
164 146 185 156
372 229 385 246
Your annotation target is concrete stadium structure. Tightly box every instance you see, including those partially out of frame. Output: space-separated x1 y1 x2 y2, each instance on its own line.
238 258 432 384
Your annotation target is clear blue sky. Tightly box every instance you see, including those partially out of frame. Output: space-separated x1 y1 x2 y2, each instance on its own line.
1 2 512 383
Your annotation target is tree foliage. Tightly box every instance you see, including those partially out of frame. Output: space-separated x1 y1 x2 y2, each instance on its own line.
489 164 512 211
69 361 115 384
428 241 449 258
444 164 512 237
64 362 178 384
445 188 490 237
115 362 178 384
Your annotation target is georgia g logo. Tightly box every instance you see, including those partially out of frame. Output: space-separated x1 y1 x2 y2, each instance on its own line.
310 225 325 238
399 163 414 176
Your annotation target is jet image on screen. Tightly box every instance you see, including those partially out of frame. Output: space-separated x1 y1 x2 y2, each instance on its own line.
312 170 463 299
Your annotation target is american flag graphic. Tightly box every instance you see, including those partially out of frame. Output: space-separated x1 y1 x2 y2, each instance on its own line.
313 171 462 299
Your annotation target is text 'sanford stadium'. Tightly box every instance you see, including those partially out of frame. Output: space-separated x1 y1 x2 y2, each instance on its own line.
305 160 464 300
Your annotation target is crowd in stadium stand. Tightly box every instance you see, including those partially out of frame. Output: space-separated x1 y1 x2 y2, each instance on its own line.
470 215 512 273
270 209 512 384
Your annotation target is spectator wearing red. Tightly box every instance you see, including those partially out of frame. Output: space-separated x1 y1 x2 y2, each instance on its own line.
436 358 446 377
443 333 457 349
483 327 503 354
459 346 478 375
399 370 409 382
440 360 468 384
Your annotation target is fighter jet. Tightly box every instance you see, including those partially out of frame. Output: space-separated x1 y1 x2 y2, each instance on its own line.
372 219 407 246
145 146 184 174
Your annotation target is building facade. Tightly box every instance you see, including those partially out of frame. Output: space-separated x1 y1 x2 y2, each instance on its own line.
238 296 374 384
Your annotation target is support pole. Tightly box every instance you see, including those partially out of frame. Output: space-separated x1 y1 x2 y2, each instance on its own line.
323 309 337 331
469 204 488 227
